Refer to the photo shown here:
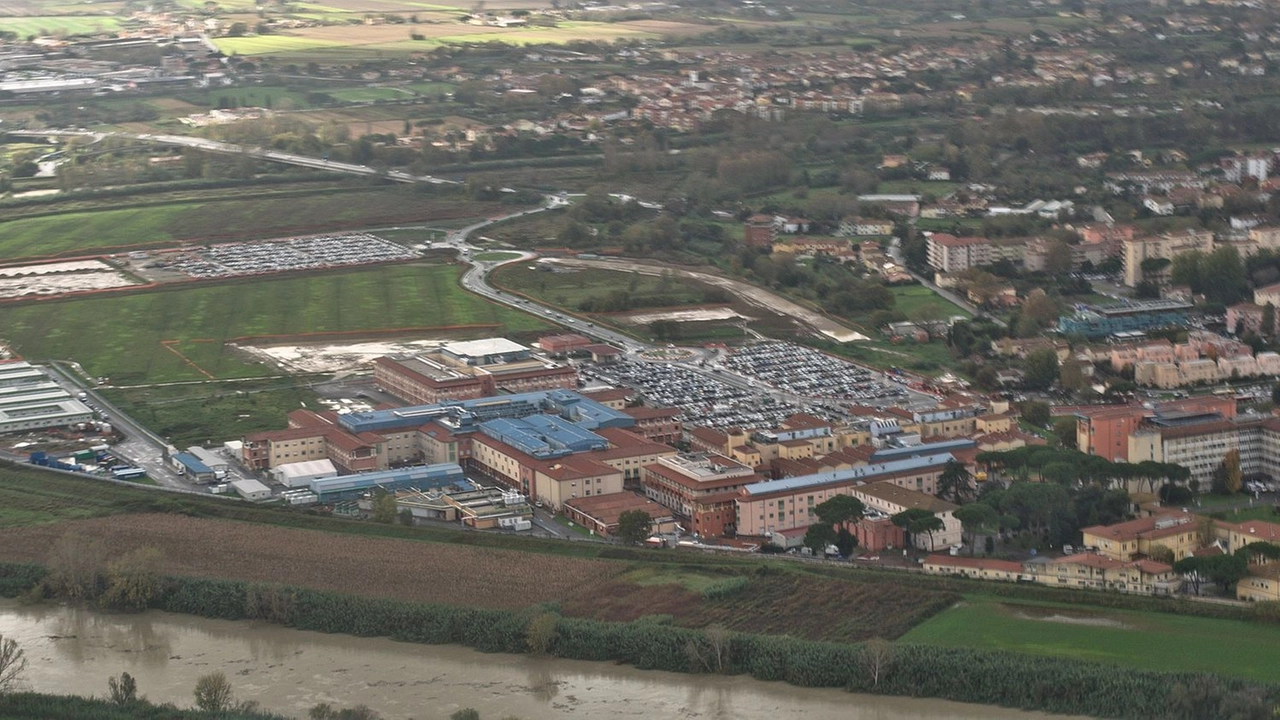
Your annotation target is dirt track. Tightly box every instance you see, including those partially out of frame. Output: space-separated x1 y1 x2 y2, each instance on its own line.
546 257 869 342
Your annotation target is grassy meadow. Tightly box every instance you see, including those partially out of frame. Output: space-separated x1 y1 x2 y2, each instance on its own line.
0 190 506 261
101 380 321 447
0 263 553 384
901 596 1280 684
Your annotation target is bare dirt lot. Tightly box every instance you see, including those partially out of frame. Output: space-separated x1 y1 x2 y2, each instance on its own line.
546 258 870 342
240 338 449 374
0 514 623 610
0 259 140 299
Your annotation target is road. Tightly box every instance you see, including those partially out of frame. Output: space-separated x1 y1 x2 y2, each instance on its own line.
888 237 1006 328
447 203 652 354
7 129 458 186
544 256 869 343
43 361 195 490
6 134 943 493
446 205 938 412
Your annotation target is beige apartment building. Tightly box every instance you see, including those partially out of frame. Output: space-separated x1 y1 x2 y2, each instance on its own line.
1081 511 1203 562
734 454 952 538
1122 229 1215 287
926 233 990 272
925 553 1180 596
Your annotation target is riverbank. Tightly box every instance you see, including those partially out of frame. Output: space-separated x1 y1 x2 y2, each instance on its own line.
0 599 1078 720
1 564 1273 719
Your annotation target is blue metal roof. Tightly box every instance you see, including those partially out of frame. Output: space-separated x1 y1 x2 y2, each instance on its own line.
337 390 633 435
480 415 608 458
309 462 465 495
174 452 213 475
743 453 955 496
871 439 974 463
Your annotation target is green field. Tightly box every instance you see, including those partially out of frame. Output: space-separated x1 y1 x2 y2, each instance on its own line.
327 86 414 103
0 263 553 384
492 263 707 310
472 250 522 262
891 284 971 321
902 597 1280 683
0 462 161 529
101 380 321 447
0 190 503 261
3 15 124 37
215 35 347 55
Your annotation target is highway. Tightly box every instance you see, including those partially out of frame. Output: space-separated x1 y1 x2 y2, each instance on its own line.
7 129 458 186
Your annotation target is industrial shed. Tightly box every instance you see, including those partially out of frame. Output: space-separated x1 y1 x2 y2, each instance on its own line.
272 459 338 488
185 446 229 475
231 478 272 502
308 462 466 503
172 452 217 483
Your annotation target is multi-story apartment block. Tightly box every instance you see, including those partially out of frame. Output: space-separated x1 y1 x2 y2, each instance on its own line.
1121 229 1215 287
925 233 989 272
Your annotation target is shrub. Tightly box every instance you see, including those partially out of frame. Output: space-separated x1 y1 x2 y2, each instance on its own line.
701 576 749 600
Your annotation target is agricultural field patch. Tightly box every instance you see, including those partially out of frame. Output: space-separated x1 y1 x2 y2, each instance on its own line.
901 596 1280 683
214 34 349 55
563 569 958 643
0 15 123 35
215 18 693 55
0 263 554 384
0 513 624 609
0 190 508 261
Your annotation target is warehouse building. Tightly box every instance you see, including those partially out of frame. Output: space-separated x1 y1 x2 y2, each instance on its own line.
0 361 93 434
173 452 218 483
232 478 272 501
308 462 467 503
272 459 339 487
185 446 229 477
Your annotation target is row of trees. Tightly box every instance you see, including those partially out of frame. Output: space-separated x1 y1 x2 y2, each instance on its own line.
977 446 1191 492
801 495 944 556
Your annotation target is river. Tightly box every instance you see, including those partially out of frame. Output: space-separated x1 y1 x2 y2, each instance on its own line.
0 600 1082 720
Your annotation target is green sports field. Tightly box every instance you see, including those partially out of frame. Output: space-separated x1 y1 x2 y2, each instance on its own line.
901 596 1280 683
0 263 552 384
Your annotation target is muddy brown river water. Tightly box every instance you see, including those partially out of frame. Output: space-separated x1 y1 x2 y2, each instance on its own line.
0 600 1085 719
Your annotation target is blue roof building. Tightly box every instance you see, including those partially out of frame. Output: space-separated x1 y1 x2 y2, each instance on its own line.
337 389 634 436
309 462 467 502
173 452 216 481
1058 300 1192 339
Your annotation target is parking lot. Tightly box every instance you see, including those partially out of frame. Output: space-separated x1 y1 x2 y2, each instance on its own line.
165 233 418 279
581 358 831 429
718 341 908 402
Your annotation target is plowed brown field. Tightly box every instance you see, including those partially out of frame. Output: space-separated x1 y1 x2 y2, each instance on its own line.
0 514 620 610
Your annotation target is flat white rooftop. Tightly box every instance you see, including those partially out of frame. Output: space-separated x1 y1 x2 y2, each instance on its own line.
443 338 527 357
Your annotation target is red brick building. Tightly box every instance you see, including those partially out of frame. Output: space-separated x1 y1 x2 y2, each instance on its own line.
642 453 760 537
623 406 682 445
373 348 576 406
